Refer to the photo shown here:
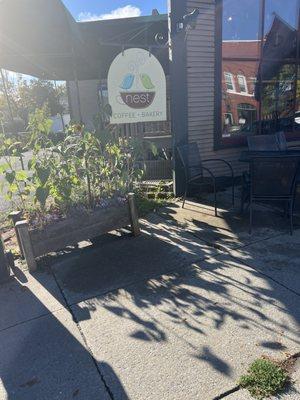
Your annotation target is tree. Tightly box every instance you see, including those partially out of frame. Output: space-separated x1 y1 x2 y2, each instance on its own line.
0 72 67 131
15 79 66 124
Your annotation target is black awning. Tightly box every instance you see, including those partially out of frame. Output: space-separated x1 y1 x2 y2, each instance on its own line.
0 0 97 80
78 14 169 78
0 1 168 81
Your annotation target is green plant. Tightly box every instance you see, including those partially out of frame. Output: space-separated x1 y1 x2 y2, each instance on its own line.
239 358 288 399
0 104 146 223
135 192 170 216
0 135 29 209
0 76 66 127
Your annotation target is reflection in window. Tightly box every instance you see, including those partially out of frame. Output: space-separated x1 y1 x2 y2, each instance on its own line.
224 72 235 91
224 112 234 126
237 103 257 132
264 0 298 33
222 0 260 44
261 64 297 133
222 57 259 137
219 0 300 144
237 75 248 93
296 66 300 125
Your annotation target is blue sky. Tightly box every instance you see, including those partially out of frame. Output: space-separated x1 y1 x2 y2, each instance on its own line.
62 1 297 38
61 1 167 21
223 0 298 40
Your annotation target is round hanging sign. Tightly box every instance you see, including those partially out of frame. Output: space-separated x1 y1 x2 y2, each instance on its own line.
108 48 167 124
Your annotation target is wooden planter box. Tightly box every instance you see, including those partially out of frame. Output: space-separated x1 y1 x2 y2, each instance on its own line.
13 193 140 272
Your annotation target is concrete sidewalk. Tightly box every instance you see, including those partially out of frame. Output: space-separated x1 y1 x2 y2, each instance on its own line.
0 199 299 399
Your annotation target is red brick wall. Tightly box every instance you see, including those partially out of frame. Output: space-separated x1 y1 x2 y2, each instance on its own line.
222 42 260 133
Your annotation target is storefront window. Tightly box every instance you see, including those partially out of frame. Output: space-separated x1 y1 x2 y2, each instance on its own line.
218 0 300 146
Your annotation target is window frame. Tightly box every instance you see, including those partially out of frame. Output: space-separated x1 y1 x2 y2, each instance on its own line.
237 74 248 94
224 71 236 92
214 0 300 150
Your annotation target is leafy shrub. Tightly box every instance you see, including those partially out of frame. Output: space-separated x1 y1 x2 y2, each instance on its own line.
0 136 29 210
239 358 288 399
0 105 147 224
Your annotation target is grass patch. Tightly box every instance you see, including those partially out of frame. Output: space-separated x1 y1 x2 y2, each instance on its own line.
135 193 170 216
239 358 289 399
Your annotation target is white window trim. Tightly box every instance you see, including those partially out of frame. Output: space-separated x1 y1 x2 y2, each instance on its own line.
224 72 235 92
237 75 248 94
236 92 254 97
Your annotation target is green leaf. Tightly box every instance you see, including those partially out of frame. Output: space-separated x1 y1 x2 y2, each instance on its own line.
9 142 23 156
35 186 50 207
149 142 158 157
16 170 28 181
9 183 18 194
75 148 84 158
5 192 12 200
61 164 70 173
33 143 41 152
28 157 36 170
0 163 9 174
52 147 62 155
36 166 51 185
5 171 16 184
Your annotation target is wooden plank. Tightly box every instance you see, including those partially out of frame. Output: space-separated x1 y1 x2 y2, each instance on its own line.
32 212 131 258
15 221 37 272
9 211 24 258
128 193 140 237
29 205 128 241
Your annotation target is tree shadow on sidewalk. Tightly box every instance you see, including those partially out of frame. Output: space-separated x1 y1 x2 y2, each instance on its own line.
29 213 300 381
0 269 128 400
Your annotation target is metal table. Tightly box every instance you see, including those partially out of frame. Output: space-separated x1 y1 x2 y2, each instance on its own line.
239 149 300 163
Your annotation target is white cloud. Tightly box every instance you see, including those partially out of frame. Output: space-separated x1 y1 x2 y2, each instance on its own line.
78 5 141 22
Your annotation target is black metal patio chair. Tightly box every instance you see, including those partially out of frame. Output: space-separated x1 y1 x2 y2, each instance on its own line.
249 156 300 235
247 134 279 151
177 142 235 216
242 134 280 213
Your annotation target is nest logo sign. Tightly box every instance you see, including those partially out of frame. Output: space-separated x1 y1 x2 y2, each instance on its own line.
108 48 167 124
120 73 155 109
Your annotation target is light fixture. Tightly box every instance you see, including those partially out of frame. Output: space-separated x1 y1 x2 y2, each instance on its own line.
155 33 166 46
177 9 200 32
154 8 200 48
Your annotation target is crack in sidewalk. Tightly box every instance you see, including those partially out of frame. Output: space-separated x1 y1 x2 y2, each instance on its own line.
228 253 300 298
50 268 116 400
213 385 240 399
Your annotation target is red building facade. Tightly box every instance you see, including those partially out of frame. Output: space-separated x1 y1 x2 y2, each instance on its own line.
222 41 260 137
